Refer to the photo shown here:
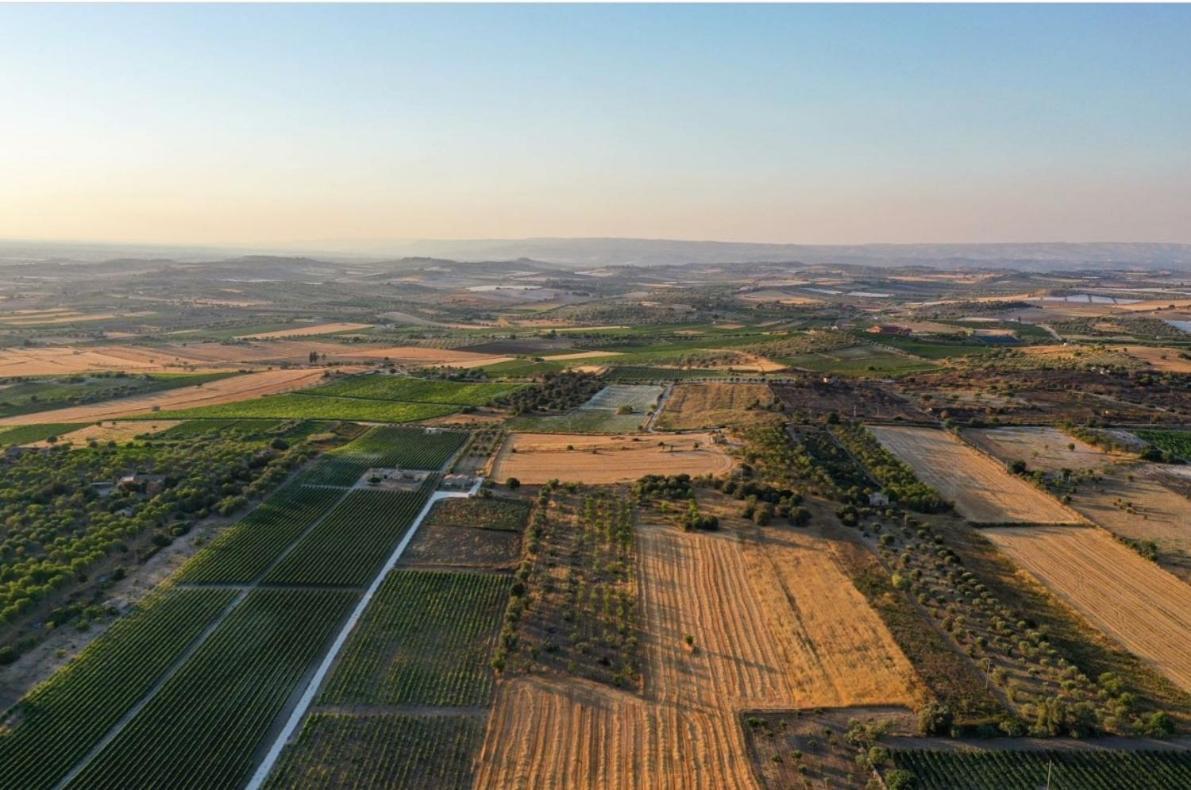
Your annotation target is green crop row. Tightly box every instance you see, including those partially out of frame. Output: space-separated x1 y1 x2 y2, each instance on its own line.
303 374 522 405
891 748 1191 790
0 588 236 790
177 483 346 584
68 588 359 790
263 486 433 587
319 569 512 707
149 393 457 423
266 712 483 790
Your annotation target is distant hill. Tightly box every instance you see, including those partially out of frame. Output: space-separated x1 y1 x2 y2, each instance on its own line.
3 238 1190 271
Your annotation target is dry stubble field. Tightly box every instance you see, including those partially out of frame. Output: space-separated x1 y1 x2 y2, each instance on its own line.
0 368 329 425
870 425 1084 524
985 525 1191 692
962 426 1123 473
489 432 734 484
474 511 922 789
1066 463 1191 582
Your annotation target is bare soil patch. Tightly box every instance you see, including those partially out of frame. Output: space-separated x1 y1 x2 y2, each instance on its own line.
871 426 1084 524
0 345 223 376
490 432 733 484
0 368 328 426
773 378 928 423
986 525 1191 692
656 382 777 430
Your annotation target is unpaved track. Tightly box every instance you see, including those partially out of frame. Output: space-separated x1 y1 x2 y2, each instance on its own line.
986 525 1191 692
871 425 1084 524
474 522 921 789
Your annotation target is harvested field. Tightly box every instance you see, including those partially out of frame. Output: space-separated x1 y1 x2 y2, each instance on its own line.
23 420 181 446
871 426 1083 524
476 515 922 789
656 382 776 430
962 426 1122 473
236 322 371 339
986 526 1191 692
0 368 328 426
0 345 221 376
1067 463 1191 581
490 432 733 484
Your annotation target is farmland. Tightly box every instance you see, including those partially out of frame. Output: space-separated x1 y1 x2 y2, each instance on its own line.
0 371 233 420
318 569 511 706
1136 428 1191 461
654 381 777 429
68 588 358 789
263 487 431 587
962 426 1122 473
0 368 323 426
985 526 1191 692
0 588 235 790
150 392 458 422
870 425 1084 524
510 383 664 433
266 713 483 789
305 374 521 404
490 431 733 484
890 748 1191 789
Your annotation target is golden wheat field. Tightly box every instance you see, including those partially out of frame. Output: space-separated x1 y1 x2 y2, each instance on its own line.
489 432 734 484
870 425 1084 524
986 525 1191 692
474 518 922 789
656 382 777 430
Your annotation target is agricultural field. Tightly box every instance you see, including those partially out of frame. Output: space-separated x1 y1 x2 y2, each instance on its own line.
654 382 778 429
301 373 522 405
318 569 511 706
475 490 924 789
1136 428 1191 461
0 368 327 425
985 526 1191 692
962 426 1122 473
870 425 1084 524
771 377 928 422
263 487 431 587
67 588 358 789
1064 463 1191 582
266 713 483 790
0 421 87 446
150 392 458 422
178 483 346 583
400 497 527 569
295 425 466 486
0 588 236 790
236 321 372 339
490 431 733 484
889 747 1191 790
509 383 663 433
20 419 181 446
0 371 233 420
0 345 229 376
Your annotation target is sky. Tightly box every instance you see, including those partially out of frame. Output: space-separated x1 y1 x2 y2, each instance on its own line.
1 3 1189 247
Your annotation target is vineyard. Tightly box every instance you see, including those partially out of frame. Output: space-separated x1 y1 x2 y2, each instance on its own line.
890 748 1191 789
177 483 345 583
68 588 358 789
263 487 432 587
424 497 530 532
296 425 467 487
318 569 512 706
266 712 483 790
152 393 458 423
303 374 521 405
0 589 235 790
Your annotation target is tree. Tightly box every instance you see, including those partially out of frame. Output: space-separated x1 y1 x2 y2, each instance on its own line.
505 477 521 490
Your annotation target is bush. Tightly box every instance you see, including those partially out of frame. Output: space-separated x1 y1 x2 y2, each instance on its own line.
505 477 521 490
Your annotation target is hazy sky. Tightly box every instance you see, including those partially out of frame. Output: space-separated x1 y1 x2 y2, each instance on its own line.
1 4 1189 247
